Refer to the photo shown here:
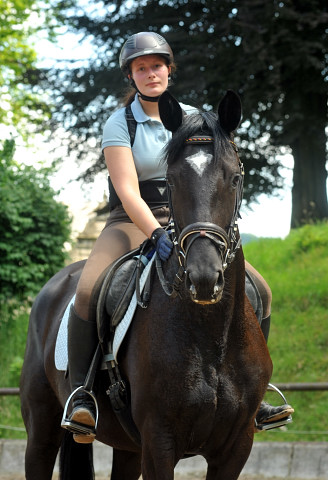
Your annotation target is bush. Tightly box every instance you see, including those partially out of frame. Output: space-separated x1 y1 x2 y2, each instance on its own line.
0 138 72 308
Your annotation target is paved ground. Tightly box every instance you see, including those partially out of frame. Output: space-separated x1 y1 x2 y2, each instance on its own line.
2 440 327 479
0 476 303 480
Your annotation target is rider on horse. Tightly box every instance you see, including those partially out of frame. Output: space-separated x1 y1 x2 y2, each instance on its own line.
61 32 294 443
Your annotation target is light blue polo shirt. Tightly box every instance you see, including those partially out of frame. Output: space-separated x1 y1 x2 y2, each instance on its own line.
102 94 197 182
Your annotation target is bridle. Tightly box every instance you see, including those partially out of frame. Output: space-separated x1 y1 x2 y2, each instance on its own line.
156 134 244 299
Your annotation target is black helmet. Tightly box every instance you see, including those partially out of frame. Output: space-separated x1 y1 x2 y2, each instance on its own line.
119 32 174 75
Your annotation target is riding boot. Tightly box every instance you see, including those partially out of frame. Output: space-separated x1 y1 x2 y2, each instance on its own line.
256 313 294 431
64 305 98 443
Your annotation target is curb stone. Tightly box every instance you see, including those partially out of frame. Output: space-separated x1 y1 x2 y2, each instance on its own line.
0 440 327 478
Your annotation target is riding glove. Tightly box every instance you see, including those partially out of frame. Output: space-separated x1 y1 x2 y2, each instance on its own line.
151 228 173 261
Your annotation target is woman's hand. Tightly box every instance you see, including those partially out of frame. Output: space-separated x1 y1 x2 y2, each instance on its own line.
151 228 173 261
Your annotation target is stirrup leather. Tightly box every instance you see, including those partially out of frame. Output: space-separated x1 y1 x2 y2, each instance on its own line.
61 386 99 437
255 383 293 432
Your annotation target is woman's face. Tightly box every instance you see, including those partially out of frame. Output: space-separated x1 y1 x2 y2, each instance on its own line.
130 54 170 98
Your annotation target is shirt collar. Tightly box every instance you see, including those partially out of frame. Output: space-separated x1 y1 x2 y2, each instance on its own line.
131 94 153 123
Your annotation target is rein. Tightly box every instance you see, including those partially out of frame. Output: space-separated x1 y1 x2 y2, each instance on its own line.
156 135 244 298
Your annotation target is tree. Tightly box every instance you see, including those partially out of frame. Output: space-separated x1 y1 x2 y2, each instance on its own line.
0 139 72 303
42 0 327 228
0 0 73 137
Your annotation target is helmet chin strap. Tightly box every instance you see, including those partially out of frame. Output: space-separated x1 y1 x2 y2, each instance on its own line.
138 92 161 102
129 77 161 103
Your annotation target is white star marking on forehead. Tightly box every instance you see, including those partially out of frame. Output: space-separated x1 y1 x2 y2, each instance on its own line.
186 151 213 176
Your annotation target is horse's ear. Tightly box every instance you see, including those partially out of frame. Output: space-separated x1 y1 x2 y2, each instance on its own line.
159 90 183 133
218 90 242 134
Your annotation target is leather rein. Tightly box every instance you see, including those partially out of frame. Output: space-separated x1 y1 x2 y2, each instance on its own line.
156 135 245 299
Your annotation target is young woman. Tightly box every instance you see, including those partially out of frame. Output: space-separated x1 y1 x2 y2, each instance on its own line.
62 32 293 443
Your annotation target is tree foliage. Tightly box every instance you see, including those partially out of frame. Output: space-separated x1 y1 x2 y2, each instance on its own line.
41 0 328 227
0 0 73 136
0 139 72 304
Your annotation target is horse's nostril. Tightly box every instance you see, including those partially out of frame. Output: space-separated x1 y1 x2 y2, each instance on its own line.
190 284 197 299
212 284 220 298
211 283 223 303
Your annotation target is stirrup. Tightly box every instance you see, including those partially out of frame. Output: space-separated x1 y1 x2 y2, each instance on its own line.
255 383 293 432
61 386 99 437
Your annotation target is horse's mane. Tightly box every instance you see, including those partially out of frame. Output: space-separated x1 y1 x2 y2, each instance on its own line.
163 111 231 166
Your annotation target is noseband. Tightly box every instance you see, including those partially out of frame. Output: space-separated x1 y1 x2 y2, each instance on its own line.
178 222 229 268
157 135 244 298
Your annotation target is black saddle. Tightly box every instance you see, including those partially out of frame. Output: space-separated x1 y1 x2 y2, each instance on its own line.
96 241 155 352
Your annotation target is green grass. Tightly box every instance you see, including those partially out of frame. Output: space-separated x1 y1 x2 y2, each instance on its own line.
244 222 328 442
1 222 327 442
0 305 29 439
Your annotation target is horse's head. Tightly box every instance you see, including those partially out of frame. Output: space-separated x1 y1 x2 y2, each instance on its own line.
159 90 243 305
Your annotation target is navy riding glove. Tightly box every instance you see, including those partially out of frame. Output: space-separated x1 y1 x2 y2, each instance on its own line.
151 228 173 261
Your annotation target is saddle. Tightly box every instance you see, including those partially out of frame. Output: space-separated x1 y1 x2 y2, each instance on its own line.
97 241 155 350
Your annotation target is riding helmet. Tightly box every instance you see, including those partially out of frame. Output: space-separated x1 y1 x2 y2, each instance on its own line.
119 32 174 75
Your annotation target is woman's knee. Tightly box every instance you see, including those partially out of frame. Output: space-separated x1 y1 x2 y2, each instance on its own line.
245 260 272 317
74 285 94 320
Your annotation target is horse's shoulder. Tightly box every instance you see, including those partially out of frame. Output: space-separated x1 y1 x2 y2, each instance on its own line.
32 260 86 313
47 260 86 286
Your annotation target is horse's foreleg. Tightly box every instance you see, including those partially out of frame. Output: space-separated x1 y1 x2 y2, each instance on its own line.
110 448 141 480
21 363 63 480
205 432 253 480
140 433 177 480
23 398 63 479
25 439 62 480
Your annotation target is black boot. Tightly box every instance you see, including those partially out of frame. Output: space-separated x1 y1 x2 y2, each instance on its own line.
256 401 294 431
256 314 294 431
61 305 98 443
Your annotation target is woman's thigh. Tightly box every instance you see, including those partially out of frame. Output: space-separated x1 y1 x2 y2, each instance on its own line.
75 222 146 319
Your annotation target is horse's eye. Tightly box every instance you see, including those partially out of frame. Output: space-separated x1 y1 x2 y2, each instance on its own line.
231 174 241 189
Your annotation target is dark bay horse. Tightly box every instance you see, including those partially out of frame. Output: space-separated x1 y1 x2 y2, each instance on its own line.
20 90 272 479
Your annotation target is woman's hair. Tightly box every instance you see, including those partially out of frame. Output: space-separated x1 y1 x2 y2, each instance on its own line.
121 59 177 107
122 86 138 106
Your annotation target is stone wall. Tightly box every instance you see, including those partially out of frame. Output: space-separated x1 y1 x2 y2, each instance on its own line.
69 201 108 263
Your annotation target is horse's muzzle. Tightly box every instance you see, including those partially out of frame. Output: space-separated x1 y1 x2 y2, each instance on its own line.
186 270 224 305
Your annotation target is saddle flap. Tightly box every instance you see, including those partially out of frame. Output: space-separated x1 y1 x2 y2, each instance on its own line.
107 258 139 328
245 270 263 324
96 242 155 352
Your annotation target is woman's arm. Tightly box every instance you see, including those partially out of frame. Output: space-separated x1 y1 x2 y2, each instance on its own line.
104 145 162 239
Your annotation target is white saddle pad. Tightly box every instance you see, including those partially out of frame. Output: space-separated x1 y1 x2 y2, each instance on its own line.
54 254 155 370
55 294 75 370
112 254 155 361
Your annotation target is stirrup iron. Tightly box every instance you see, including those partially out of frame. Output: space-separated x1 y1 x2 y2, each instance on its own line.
61 386 99 437
255 383 293 432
